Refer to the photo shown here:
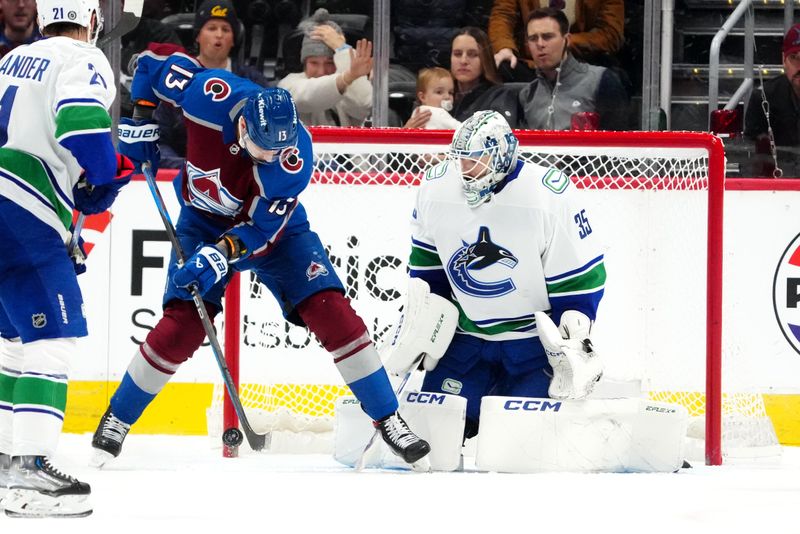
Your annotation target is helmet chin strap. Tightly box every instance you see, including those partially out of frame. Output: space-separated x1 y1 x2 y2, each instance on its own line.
88 11 103 45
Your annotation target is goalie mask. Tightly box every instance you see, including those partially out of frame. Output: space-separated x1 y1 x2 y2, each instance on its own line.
37 0 103 45
449 110 519 208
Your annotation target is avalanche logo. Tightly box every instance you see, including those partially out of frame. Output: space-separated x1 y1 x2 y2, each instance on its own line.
185 162 243 217
306 261 329 281
203 77 231 102
773 232 800 355
280 146 303 174
447 226 517 298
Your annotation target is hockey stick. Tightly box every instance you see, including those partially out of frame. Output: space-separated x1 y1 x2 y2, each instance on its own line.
68 212 85 255
96 0 144 48
354 361 419 472
141 162 270 452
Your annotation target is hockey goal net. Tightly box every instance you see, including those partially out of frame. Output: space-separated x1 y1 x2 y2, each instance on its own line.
209 127 779 465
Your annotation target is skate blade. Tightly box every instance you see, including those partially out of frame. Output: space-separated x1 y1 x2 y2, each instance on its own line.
3 489 92 518
410 456 431 473
89 448 115 468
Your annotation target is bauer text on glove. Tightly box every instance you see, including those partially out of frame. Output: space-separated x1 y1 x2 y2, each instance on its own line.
172 245 229 298
118 117 160 174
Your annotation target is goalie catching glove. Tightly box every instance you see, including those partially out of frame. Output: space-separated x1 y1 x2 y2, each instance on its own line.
534 310 603 400
383 278 459 375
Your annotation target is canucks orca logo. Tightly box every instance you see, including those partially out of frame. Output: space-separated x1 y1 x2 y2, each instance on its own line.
447 226 518 297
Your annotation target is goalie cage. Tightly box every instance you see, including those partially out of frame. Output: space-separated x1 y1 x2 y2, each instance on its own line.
206 127 781 465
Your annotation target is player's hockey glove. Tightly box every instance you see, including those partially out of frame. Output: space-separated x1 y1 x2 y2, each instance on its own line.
118 117 160 174
535 310 603 400
73 155 134 214
173 245 229 299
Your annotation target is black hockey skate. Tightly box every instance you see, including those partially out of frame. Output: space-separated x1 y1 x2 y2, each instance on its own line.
374 412 431 464
3 456 92 517
91 406 131 467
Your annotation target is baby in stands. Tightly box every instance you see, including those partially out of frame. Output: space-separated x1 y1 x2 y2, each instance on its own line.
411 67 461 129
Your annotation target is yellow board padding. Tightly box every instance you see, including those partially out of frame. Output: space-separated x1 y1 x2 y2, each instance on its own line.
763 395 800 446
64 381 214 435
64 381 800 445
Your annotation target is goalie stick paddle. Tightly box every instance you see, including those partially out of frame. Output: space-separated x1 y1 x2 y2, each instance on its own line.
96 0 144 48
141 162 270 452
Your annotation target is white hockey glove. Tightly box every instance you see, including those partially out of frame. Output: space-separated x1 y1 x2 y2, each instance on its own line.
382 278 458 376
535 310 603 400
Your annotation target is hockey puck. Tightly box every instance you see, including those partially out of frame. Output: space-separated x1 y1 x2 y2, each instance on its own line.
222 427 244 447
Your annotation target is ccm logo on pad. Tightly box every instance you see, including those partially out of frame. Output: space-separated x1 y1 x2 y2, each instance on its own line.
503 399 562 412
405 392 446 404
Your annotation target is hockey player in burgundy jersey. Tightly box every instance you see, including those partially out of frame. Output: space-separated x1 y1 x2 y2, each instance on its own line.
91 51 430 467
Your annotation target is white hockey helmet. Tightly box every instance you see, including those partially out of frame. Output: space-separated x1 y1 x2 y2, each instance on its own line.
448 110 519 208
37 0 103 45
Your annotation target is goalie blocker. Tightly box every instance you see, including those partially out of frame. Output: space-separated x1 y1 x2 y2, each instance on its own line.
383 278 458 376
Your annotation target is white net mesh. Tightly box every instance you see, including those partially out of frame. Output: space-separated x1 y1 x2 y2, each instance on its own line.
209 129 778 459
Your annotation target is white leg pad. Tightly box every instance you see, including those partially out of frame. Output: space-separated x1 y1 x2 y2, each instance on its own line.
334 391 466 471
0 337 23 454
13 338 76 457
475 396 688 473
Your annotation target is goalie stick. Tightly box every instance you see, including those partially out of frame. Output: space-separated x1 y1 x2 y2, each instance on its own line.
96 0 144 48
141 162 270 452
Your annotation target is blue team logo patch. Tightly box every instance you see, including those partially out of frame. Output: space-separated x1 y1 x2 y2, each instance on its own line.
447 226 518 298
306 261 329 281
203 77 231 102
773 231 800 355
185 162 243 217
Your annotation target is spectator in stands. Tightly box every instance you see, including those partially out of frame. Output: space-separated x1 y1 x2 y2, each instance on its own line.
518 8 628 131
155 0 270 168
121 0 182 77
278 8 372 127
0 0 39 58
489 0 624 82
407 27 520 128
743 23 800 178
406 67 461 129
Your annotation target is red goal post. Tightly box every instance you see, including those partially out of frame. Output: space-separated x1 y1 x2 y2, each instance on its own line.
220 127 730 464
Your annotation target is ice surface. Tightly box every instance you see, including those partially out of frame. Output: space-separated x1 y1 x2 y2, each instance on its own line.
3 434 798 533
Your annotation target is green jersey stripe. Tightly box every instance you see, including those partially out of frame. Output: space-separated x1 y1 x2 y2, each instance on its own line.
454 300 534 336
54 105 112 140
12 376 68 413
0 148 73 229
0 371 17 403
546 262 606 295
409 246 442 268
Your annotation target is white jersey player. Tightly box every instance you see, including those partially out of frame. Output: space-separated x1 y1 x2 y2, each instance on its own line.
0 0 133 518
402 110 606 440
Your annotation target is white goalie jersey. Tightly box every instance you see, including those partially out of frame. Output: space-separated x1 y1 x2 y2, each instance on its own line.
0 36 115 241
408 158 606 341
